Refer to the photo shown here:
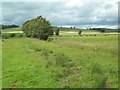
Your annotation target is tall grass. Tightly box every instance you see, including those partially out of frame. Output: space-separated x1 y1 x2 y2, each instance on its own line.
2 34 118 88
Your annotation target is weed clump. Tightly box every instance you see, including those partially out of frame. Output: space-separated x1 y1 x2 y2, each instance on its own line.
91 63 102 74
91 62 109 88
34 48 42 52
98 73 109 88
42 50 49 58
55 53 71 67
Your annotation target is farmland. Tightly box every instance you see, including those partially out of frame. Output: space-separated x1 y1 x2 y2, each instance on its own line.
2 28 118 88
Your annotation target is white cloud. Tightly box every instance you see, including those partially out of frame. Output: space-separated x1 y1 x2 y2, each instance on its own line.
1 0 119 28
65 0 84 8
2 0 66 2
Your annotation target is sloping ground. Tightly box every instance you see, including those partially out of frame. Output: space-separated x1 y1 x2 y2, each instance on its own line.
2 38 58 88
2 35 118 88
0 39 2 89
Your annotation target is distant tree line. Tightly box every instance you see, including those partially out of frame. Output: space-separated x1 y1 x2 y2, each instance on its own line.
89 28 106 32
0 25 19 30
89 28 119 33
22 16 53 40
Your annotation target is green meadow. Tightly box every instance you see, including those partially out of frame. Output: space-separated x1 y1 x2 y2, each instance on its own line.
2 28 118 88
0 37 2 89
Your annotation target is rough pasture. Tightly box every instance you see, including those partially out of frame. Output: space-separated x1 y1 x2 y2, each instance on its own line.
2 32 118 88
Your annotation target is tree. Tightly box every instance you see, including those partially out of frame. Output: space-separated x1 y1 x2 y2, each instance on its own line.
10 33 15 37
22 16 52 40
78 30 82 35
55 28 59 36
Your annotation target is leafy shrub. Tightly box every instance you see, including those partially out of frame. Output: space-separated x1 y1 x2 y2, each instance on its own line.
78 30 82 35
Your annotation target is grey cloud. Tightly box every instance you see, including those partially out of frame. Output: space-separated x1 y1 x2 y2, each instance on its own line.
2 1 118 28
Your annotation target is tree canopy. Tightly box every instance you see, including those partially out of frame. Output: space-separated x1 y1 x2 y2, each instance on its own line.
22 16 53 40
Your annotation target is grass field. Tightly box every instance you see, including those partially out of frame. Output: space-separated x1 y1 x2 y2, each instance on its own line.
2 29 118 88
0 38 2 89
2 27 118 36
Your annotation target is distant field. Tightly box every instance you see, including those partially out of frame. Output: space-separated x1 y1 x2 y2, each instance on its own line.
60 30 119 35
2 31 118 88
2 28 118 36
2 28 22 33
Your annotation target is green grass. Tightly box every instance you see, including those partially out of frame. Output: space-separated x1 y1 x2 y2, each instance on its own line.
0 38 2 89
2 33 118 88
2 38 57 88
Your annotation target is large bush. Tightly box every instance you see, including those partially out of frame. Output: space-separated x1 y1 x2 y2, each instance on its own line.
22 16 53 40
78 30 82 35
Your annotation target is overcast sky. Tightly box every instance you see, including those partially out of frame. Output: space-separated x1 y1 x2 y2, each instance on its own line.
1 0 119 29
